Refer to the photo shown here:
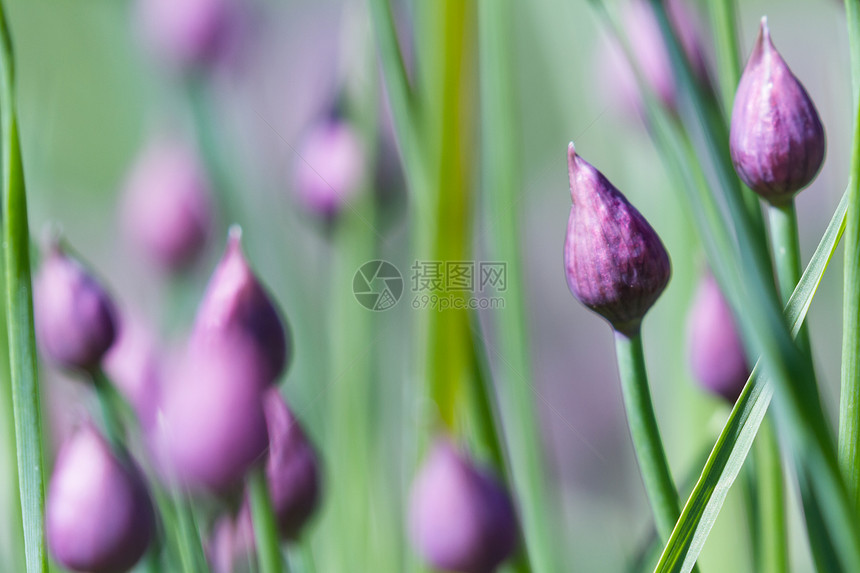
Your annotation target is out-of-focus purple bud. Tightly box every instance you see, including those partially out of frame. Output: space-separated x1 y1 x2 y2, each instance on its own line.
207 515 247 573
35 242 118 373
730 18 825 203
261 388 320 539
191 228 289 385
603 0 708 114
686 273 750 403
138 0 236 70
409 437 518 573
152 338 269 496
563 144 671 335
47 425 155 573
293 118 367 218
103 315 162 429
121 138 213 272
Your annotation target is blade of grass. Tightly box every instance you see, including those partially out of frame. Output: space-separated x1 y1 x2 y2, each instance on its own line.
706 0 741 115
249 468 285 573
0 4 48 572
653 188 849 572
477 0 560 570
840 0 860 511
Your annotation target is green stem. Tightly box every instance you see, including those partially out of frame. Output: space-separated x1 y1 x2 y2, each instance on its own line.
477 0 558 569
614 329 680 541
249 468 285 573
92 369 127 454
0 4 47 572
841 0 860 514
172 495 206 573
755 418 787 573
707 0 742 115
846 0 860 106
769 202 811 353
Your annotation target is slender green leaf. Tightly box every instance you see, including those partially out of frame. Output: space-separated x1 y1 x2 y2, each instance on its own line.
0 4 48 572
654 189 849 573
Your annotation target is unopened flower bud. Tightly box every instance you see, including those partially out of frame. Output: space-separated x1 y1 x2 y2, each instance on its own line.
153 338 270 496
409 437 518 573
138 0 236 70
563 144 671 334
602 0 709 114
293 118 366 218
35 242 118 373
260 388 321 539
686 273 750 403
104 315 162 429
47 425 155 573
121 138 213 272
191 227 290 385
730 18 825 203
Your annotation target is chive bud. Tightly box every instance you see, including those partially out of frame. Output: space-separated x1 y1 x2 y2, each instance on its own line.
47 425 155 573
293 118 367 219
153 338 270 496
121 138 213 273
258 387 321 539
729 17 825 203
686 273 750 403
409 437 518 573
563 144 671 335
34 241 118 373
103 315 162 429
191 227 290 385
138 0 235 70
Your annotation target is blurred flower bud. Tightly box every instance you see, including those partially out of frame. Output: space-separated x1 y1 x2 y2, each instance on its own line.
103 315 162 429
563 144 671 335
35 241 118 373
121 138 213 273
730 18 825 203
47 425 155 573
138 0 236 70
191 227 290 385
293 118 366 219
686 273 750 403
409 437 518 573
260 388 320 539
152 337 269 496
601 0 709 114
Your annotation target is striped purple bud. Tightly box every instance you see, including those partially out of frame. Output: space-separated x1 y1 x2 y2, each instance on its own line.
47 425 155 573
409 437 518 573
686 273 750 403
34 241 118 373
191 227 290 385
563 144 671 335
121 138 213 272
730 18 825 203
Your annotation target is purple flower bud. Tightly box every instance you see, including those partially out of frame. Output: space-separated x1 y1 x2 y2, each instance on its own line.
34 242 118 373
260 388 321 539
47 425 155 573
138 0 235 70
729 18 825 203
293 118 367 218
563 144 671 335
409 437 518 573
686 273 750 403
103 315 162 429
152 338 270 496
603 0 708 114
121 138 213 272
191 227 290 385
